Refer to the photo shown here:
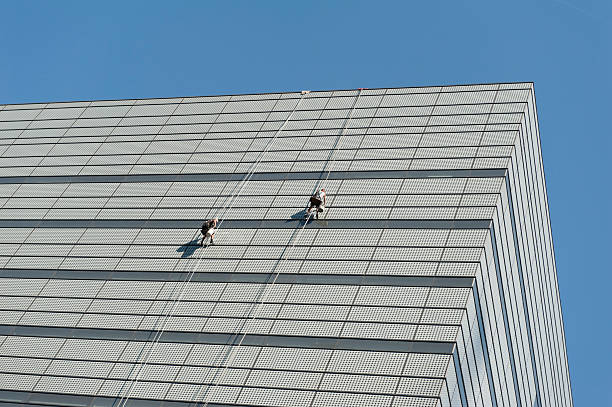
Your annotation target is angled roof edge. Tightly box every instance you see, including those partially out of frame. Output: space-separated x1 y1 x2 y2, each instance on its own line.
1 81 535 108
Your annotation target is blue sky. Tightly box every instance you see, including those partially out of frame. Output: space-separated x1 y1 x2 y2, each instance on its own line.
1 1 610 404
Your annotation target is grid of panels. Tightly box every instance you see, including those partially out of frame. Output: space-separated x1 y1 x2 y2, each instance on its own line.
0 86 524 178
0 83 572 407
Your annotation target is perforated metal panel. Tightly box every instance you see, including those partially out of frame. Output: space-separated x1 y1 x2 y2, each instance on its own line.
0 84 571 407
312 392 392 407
329 350 407 375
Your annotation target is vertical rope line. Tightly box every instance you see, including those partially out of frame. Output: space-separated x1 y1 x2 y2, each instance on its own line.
215 93 308 227
223 98 335 403
115 97 234 402
208 94 282 222
114 98 217 407
199 210 315 407
117 92 308 406
318 89 363 190
200 89 363 406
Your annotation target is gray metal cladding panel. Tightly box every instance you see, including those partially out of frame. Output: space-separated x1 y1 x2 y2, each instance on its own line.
0 84 571 406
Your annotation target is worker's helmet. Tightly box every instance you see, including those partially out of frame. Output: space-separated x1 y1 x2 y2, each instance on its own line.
321 188 326 192
213 217 218 222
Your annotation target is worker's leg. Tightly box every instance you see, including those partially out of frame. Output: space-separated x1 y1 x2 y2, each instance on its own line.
206 228 216 245
201 228 210 246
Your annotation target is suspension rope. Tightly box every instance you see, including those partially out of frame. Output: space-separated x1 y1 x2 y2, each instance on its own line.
115 229 212 407
215 91 309 228
199 210 315 406
116 91 309 407
199 89 363 406
114 95 236 406
317 88 363 190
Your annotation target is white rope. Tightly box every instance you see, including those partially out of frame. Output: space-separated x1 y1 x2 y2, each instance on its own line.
199 89 363 406
115 232 209 407
116 92 309 407
317 88 363 190
199 211 315 406
215 92 308 228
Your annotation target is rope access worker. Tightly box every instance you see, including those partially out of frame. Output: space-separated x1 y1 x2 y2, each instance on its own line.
201 218 218 246
306 188 326 219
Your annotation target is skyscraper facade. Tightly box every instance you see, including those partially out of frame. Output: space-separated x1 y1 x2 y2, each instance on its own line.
0 83 572 406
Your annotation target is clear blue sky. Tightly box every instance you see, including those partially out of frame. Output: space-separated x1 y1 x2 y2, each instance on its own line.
2 1 610 404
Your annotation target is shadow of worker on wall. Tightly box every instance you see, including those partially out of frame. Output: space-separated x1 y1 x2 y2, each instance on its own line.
288 208 311 226
288 208 328 227
176 238 200 258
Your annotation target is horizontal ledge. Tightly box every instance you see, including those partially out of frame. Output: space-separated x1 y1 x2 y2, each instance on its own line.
0 385 443 407
0 324 456 354
0 269 475 288
0 104 528 121
0 168 506 185
0 120 523 132
0 219 492 229
0 389 245 407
